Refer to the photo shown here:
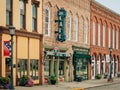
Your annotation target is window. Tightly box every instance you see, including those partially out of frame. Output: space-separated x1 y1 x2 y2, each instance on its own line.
6 0 12 25
32 4 37 31
93 22 96 45
103 25 106 47
116 31 118 49
45 7 50 36
18 59 27 78
67 13 71 40
84 21 88 44
20 0 25 29
73 16 78 41
108 28 111 48
112 29 115 48
98 23 100 46
59 61 64 75
30 59 39 80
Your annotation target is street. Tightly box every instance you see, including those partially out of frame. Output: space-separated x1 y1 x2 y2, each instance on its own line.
86 83 120 90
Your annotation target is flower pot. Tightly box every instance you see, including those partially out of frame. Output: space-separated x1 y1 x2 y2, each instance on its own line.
50 80 56 85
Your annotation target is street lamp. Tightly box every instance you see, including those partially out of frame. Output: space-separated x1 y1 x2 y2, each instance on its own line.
108 47 113 82
9 25 15 89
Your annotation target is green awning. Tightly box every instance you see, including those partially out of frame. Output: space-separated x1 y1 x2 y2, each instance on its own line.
74 54 90 59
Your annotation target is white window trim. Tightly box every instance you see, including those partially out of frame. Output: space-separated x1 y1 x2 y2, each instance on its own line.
74 16 78 41
116 31 118 49
84 21 88 44
45 6 50 36
108 28 111 48
98 23 100 46
67 13 71 40
112 29 115 48
93 22 96 45
103 25 106 47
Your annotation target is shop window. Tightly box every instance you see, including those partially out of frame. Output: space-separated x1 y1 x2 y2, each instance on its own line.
30 59 39 80
6 0 12 25
44 60 50 76
59 61 64 75
20 0 26 29
18 59 27 78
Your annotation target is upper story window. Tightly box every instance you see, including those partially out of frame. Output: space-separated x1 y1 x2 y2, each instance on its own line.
84 20 88 44
6 0 12 25
32 4 37 31
73 16 78 41
98 23 100 46
45 6 50 36
112 29 115 48
108 28 111 48
116 31 118 49
92 22 96 45
67 13 71 40
20 0 26 29
103 25 106 47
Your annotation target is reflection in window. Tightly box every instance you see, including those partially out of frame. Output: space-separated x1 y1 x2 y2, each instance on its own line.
20 0 25 29
6 0 12 25
32 4 37 31
44 61 50 77
18 59 27 78
30 59 39 80
76 58 88 80
59 61 64 75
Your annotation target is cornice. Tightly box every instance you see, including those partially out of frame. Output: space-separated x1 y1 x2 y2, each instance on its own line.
0 26 43 39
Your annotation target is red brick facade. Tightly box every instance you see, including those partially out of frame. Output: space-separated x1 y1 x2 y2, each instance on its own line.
90 1 120 79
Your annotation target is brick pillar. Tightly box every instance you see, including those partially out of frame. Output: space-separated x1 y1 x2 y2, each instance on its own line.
0 33 2 76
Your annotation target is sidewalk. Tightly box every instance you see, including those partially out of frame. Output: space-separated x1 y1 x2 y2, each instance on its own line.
15 78 120 90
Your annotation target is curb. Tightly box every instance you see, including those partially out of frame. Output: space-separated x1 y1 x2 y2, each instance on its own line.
84 81 120 89
71 88 84 90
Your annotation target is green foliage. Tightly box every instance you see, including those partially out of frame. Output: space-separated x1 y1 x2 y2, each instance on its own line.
0 76 10 86
49 74 57 81
95 74 101 79
19 75 29 86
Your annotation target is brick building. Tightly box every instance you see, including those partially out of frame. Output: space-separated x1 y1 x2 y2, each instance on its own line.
90 1 120 79
43 0 91 83
0 0 43 85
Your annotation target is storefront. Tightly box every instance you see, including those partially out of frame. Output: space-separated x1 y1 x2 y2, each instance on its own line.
0 27 43 85
43 47 71 83
72 46 90 81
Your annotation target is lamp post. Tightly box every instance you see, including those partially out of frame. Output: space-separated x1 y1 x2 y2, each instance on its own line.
108 47 113 82
9 25 15 89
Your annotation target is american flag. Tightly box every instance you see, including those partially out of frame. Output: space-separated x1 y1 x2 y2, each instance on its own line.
4 41 10 56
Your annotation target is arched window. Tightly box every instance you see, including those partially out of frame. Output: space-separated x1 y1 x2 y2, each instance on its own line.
103 25 106 47
98 23 100 46
45 6 50 36
92 22 96 45
84 20 88 44
67 13 71 40
73 16 78 41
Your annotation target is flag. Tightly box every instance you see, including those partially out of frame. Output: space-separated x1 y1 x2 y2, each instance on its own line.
4 41 10 56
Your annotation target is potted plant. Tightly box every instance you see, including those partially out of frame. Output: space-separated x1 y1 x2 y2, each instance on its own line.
49 74 57 85
19 75 34 87
95 74 101 79
0 76 10 89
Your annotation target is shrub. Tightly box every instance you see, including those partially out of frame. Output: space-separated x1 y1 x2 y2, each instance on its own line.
19 75 29 86
19 75 34 87
95 74 101 79
49 74 57 85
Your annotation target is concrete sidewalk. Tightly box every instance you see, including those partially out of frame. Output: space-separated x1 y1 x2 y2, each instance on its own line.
15 78 120 90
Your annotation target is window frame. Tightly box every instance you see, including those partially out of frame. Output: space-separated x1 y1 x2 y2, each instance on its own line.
45 6 50 36
67 13 71 40
32 4 37 31
6 0 12 25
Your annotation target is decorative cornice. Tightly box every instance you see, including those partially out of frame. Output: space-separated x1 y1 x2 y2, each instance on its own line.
31 0 40 7
0 26 43 39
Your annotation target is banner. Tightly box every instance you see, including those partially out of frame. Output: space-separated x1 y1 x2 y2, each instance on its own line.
4 41 10 56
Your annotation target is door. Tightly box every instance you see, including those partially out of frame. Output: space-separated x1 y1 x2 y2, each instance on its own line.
5 58 11 77
92 61 95 79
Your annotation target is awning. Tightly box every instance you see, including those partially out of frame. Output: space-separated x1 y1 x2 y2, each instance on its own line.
74 54 90 59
